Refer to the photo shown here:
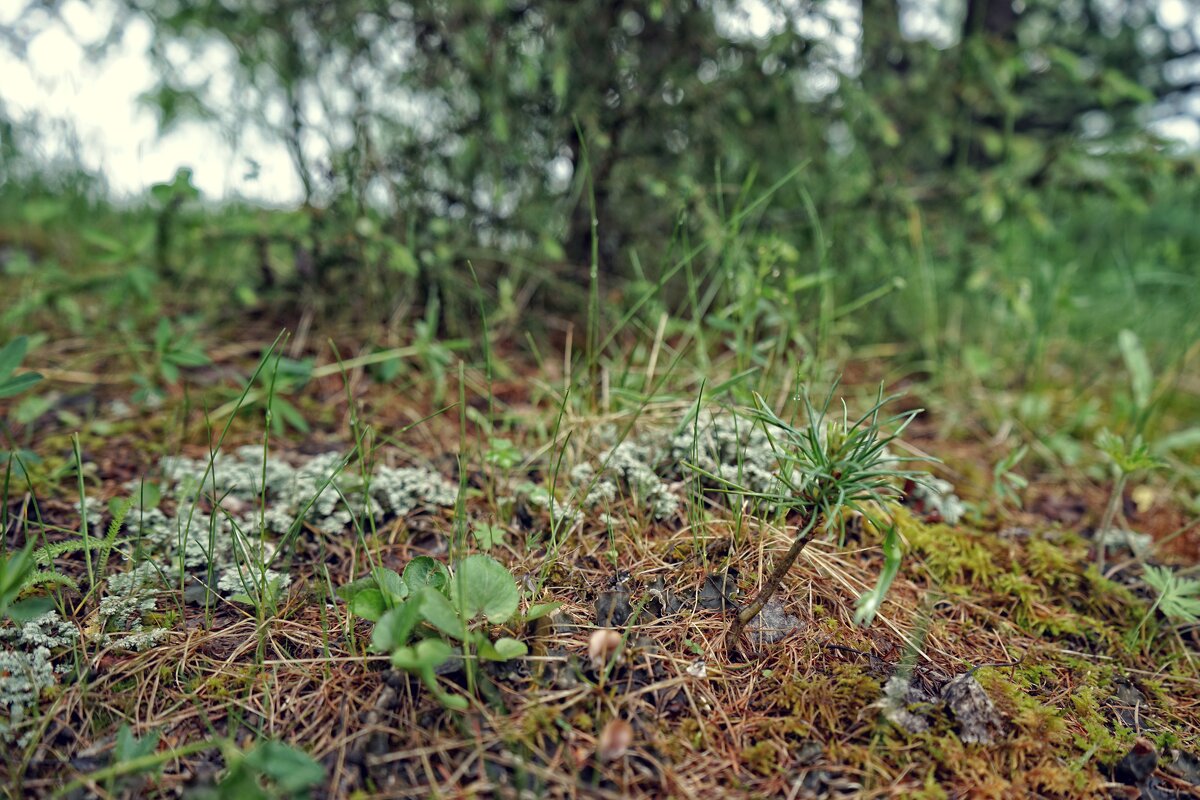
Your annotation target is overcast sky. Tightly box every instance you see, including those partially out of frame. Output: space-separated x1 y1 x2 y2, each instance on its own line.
1 0 1197 205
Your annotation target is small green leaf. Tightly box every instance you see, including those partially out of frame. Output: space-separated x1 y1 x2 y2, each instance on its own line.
490 637 528 660
114 724 161 764
1154 427 1200 455
372 567 408 604
349 588 386 622
1118 329 1153 412
485 438 522 469
524 602 561 622
854 523 902 627
450 554 519 624
403 556 449 593
5 597 54 623
168 348 211 368
473 523 506 550
0 542 37 609
0 371 42 399
391 639 467 710
271 397 310 433
391 637 453 671
131 482 162 510
372 598 423 652
1144 565 1200 623
336 575 377 603
418 587 466 639
0 336 30 378
242 740 325 793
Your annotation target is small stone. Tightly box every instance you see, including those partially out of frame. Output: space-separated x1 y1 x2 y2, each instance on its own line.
1095 528 1153 557
697 571 739 612
879 674 933 734
1111 677 1147 729
645 576 682 618
793 741 823 766
597 718 634 761
745 599 800 646
1113 738 1158 787
941 672 1003 745
1166 750 1200 787
594 590 632 626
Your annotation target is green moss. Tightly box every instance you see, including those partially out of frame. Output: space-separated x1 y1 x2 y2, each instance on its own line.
1078 567 1143 631
763 663 881 739
1070 686 1135 764
741 741 780 777
1024 538 1076 586
898 511 1003 589
975 669 1068 748
519 705 557 738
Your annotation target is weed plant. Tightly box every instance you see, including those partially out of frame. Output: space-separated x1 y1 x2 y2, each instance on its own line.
693 385 922 654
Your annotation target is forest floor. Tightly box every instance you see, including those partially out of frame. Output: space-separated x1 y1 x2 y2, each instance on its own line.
2 317 1200 800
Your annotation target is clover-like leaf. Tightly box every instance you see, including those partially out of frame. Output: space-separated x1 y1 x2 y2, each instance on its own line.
372 567 408 604
473 523 506 550
417 586 466 640
450 554 519 624
390 638 467 710
404 556 449 593
371 597 424 652
490 637 528 660
0 337 42 399
391 637 453 672
114 724 161 766
241 740 325 794
348 588 386 622
524 602 561 622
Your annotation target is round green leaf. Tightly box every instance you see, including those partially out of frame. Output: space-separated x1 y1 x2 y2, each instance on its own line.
242 741 325 793
491 637 528 660
372 567 408 603
417 587 466 640
524 602 561 622
391 637 453 671
450 554 519 624
404 556 449 592
371 598 423 652
349 588 386 622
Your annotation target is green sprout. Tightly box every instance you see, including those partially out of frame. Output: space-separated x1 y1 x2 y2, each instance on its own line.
695 385 922 655
1094 428 1162 572
339 554 544 709
1128 565 1200 647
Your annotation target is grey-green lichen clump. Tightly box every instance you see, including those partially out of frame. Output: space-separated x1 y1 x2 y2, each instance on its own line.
3 447 456 741
119 446 457 599
97 562 170 651
666 410 803 501
558 412 784 524
906 474 966 525
556 409 963 528
0 611 77 744
571 440 680 520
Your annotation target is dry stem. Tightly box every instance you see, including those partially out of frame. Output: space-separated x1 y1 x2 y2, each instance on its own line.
725 517 818 655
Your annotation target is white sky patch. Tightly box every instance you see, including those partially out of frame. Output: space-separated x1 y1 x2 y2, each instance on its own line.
0 0 301 203
1158 0 1191 29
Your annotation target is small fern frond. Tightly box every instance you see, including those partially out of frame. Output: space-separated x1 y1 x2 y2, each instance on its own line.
23 570 80 592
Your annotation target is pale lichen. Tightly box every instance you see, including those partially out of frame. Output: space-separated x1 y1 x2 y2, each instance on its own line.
0 611 77 744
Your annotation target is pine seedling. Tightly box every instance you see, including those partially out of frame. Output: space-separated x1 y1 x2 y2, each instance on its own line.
704 384 922 655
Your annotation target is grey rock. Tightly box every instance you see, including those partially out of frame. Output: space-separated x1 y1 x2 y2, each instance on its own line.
745 599 801 646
